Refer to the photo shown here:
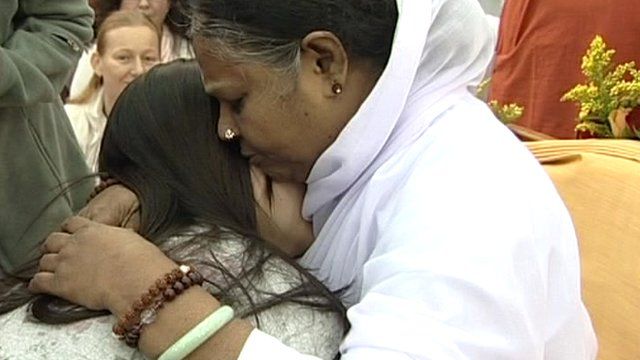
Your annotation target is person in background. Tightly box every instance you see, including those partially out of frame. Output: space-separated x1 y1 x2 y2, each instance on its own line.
65 10 161 172
0 0 94 275
68 0 192 100
489 0 640 138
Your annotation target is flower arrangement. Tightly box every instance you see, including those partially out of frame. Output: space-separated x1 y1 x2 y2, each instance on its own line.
562 35 640 139
477 78 525 124
488 100 524 124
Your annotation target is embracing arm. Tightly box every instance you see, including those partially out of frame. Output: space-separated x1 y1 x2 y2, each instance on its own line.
28 216 324 360
0 0 93 107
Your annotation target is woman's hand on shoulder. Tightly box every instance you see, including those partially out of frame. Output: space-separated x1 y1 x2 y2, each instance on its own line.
78 184 141 231
28 216 176 317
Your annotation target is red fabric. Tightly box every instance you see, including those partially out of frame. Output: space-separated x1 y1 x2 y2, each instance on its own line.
489 0 640 139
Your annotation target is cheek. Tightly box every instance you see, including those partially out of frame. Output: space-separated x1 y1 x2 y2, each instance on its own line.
101 64 128 86
241 106 287 144
236 102 266 132
236 91 304 154
152 4 171 21
111 65 130 80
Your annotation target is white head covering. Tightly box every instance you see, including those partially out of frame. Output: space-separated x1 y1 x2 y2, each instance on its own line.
301 0 495 298
304 0 494 223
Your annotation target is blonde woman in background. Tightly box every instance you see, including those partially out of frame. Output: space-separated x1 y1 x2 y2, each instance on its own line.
66 10 161 172
68 0 193 99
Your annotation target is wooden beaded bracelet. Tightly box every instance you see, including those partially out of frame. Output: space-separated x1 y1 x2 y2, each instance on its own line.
113 265 204 348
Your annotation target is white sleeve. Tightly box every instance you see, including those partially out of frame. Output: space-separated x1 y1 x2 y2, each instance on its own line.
63 103 91 156
238 329 322 360
335 148 595 359
68 45 95 99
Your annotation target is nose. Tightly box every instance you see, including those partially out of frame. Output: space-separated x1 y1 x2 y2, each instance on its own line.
137 0 150 9
130 58 144 77
217 103 239 140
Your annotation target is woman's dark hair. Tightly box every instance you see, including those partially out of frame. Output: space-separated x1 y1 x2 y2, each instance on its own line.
100 60 346 325
1 61 346 340
100 61 255 240
180 0 398 74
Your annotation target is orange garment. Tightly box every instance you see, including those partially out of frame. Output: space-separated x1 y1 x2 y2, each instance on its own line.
489 0 640 139
527 139 640 359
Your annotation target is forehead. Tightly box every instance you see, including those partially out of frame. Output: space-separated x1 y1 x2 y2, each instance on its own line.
192 37 286 99
103 26 159 50
201 64 248 100
193 40 260 95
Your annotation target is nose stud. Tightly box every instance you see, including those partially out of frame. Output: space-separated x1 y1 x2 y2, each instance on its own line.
224 128 237 141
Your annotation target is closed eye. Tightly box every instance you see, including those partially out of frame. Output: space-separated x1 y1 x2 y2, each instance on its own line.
230 97 245 114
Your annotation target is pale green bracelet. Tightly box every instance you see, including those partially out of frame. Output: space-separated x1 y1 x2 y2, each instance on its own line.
158 305 235 360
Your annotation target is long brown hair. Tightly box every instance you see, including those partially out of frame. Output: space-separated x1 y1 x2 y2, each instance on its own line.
2 62 348 342
98 60 346 325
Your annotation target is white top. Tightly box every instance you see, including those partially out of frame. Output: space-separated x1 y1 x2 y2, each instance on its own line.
241 0 597 358
0 236 343 360
68 26 193 100
65 90 106 173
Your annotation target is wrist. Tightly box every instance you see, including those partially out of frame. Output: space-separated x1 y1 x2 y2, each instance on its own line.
113 265 207 348
108 255 178 317
139 286 233 359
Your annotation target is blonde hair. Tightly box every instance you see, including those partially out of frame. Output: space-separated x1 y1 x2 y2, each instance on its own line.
68 10 161 105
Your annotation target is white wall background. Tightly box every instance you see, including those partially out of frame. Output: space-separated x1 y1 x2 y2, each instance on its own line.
478 0 505 17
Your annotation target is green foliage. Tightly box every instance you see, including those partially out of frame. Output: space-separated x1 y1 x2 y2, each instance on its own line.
488 100 524 124
575 121 612 138
474 77 525 125
562 35 640 139
476 78 491 101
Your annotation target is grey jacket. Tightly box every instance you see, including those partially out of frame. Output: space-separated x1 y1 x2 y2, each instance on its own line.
0 1 94 273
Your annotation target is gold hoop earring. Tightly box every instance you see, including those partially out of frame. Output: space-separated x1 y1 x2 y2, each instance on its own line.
224 128 237 141
332 82 343 95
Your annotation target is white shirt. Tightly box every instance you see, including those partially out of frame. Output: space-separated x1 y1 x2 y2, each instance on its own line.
65 90 106 173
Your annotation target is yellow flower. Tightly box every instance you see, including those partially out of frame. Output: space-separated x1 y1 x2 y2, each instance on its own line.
562 35 640 139
488 100 524 124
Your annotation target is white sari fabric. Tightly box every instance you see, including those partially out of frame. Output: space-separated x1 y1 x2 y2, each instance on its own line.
295 0 597 358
